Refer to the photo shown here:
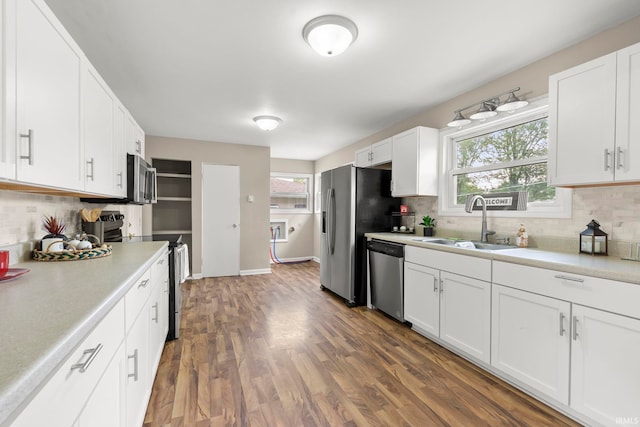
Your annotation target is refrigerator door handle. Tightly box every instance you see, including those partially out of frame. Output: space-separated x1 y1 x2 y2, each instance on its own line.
329 188 336 255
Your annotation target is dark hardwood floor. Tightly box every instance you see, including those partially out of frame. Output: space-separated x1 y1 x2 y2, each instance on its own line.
143 262 580 427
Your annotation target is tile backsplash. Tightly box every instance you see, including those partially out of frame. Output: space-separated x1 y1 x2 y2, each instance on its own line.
405 184 640 257
0 190 142 246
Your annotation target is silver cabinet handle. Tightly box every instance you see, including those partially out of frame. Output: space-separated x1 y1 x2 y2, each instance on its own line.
152 302 159 323
157 258 164 265
70 343 103 373
117 171 123 188
19 129 34 165
604 148 611 171
572 316 579 341
433 276 438 293
617 146 624 169
127 348 139 381
559 313 566 336
86 158 95 181
553 274 584 283
439 279 444 294
137 279 150 289
136 139 141 153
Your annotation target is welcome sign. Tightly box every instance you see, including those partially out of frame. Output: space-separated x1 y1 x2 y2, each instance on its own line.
467 191 528 211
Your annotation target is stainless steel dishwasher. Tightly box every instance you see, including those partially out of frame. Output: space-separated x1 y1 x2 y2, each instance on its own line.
367 239 405 322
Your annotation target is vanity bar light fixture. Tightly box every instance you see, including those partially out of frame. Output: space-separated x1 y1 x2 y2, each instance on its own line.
303 15 358 57
447 87 528 128
253 115 282 131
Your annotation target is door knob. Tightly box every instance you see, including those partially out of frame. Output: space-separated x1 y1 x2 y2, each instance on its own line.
232 224 238 228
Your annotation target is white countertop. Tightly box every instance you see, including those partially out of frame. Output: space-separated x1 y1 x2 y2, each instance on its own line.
366 232 640 285
0 241 168 427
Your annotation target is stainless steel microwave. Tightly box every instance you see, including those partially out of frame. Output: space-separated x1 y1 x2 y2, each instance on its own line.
81 154 157 205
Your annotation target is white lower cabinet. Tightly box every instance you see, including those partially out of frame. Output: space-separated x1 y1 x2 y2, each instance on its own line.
11 300 125 427
403 246 492 364
10 252 168 427
570 304 640 426
75 343 126 427
439 271 491 364
491 284 570 404
493 261 640 426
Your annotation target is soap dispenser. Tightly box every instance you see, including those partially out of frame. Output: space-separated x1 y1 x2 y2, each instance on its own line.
516 224 528 248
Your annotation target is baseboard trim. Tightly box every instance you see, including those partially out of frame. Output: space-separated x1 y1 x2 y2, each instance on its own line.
240 268 272 276
270 256 314 264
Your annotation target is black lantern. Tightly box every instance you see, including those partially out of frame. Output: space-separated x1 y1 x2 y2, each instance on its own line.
579 219 608 255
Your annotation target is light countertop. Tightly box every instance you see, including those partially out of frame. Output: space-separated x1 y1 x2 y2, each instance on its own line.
0 241 168 427
366 232 640 285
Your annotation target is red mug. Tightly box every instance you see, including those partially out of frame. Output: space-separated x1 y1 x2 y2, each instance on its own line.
0 250 8 277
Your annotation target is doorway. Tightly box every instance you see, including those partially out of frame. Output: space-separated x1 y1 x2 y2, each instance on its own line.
202 164 240 277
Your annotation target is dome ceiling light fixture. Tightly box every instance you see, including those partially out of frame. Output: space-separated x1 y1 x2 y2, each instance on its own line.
253 115 282 131
447 87 529 128
302 15 358 57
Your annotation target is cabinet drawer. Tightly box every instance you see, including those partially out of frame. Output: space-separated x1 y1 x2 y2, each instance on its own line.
493 261 640 319
125 268 152 332
405 246 491 282
150 253 168 286
11 300 125 427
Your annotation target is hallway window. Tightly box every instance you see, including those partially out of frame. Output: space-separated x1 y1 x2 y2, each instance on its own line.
270 173 313 213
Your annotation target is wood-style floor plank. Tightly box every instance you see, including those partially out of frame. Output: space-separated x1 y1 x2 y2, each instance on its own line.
144 262 580 427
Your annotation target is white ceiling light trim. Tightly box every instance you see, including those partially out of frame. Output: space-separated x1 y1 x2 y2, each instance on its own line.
253 115 282 131
302 15 358 57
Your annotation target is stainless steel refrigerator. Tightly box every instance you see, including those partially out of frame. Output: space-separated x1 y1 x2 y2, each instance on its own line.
320 165 397 306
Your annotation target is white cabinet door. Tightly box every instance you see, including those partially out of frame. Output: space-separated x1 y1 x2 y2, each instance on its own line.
548 53 617 186
125 113 144 156
113 103 127 197
570 305 640 426
404 261 440 336
491 284 571 404
439 271 491 363
355 146 371 167
125 308 149 427
15 0 83 190
148 255 168 379
0 0 15 180
614 42 640 182
371 138 392 166
83 65 114 195
391 126 438 197
76 343 126 427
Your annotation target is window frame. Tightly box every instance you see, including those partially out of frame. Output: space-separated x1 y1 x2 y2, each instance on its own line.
270 172 314 214
438 98 572 218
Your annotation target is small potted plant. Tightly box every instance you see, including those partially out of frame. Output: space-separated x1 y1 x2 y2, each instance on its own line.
41 215 67 252
420 215 436 237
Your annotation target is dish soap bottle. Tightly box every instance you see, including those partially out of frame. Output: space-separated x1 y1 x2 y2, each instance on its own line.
516 224 528 248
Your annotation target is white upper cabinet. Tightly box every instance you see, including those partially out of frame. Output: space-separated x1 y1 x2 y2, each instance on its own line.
391 126 438 197
548 41 640 186
113 103 127 197
126 113 145 156
355 138 392 167
0 2 15 180
83 65 115 195
15 0 83 190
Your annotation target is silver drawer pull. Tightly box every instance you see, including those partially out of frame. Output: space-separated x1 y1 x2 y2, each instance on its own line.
553 274 584 283
70 343 103 373
137 279 150 289
572 316 579 341
86 158 95 181
20 129 34 165
152 302 159 323
433 277 438 293
559 313 566 336
127 348 139 381
157 259 164 265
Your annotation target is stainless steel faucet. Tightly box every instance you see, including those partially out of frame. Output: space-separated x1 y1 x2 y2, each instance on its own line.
465 195 495 243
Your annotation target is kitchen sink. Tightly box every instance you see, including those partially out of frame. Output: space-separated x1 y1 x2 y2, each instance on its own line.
412 238 516 251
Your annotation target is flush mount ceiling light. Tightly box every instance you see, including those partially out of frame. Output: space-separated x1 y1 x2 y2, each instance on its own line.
447 87 529 128
302 15 358 57
253 115 282 131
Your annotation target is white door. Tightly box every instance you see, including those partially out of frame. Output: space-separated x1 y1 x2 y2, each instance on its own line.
202 164 240 277
570 304 640 426
491 284 571 404
615 42 640 182
404 262 440 336
439 271 491 364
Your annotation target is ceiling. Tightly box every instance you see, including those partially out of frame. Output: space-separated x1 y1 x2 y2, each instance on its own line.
44 0 640 161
